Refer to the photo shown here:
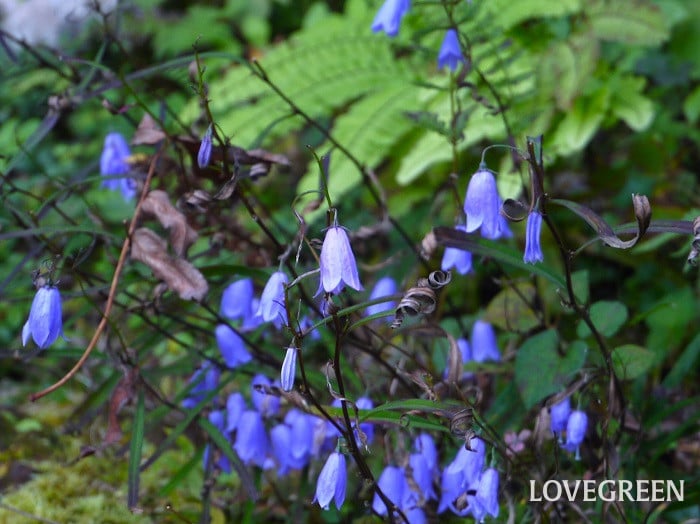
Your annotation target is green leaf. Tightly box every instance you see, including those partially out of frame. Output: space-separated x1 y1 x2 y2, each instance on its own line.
128 389 145 510
610 76 655 131
571 269 590 306
486 0 581 29
611 344 655 379
484 281 540 332
550 87 610 154
588 0 670 46
683 85 700 124
515 330 587 408
577 300 628 338
663 332 700 388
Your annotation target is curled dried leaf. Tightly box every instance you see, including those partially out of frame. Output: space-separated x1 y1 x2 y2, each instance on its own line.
141 190 198 256
420 230 438 260
131 113 166 145
131 228 208 301
392 271 451 328
550 194 651 249
687 216 700 266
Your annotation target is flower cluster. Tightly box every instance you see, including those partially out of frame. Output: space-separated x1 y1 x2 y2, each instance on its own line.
550 397 588 459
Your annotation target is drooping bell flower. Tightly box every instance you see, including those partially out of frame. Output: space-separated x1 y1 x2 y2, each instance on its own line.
439 437 486 516
197 125 213 169
409 452 437 501
365 276 398 319
319 225 362 294
315 450 347 510
549 396 571 437
256 271 288 327
215 324 252 369
524 210 544 264
438 29 464 72
441 225 473 275
471 320 501 362
225 392 246 432
100 132 135 201
284 409 315 467
464 167 510 239
21 285 63 349
280 346 297 392
470 467 500 521
251 374 280 417
182 362 220 409
372 465 408 516
234 410 269 467
206 410 232 473
413 433 438 473
564 410 588 459
220 278 255 322
371 0 410 37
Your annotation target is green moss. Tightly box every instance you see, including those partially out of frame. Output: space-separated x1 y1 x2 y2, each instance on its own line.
0 432 203 524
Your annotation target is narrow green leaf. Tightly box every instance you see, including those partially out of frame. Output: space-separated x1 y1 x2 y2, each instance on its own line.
433 226 568 290
198 418 258 500
158 447 203 497
128 389 145 510
663 332 700 388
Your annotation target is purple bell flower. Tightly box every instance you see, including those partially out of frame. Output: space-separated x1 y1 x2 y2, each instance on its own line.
225 392 246 432
319 225 362 294
220 278 255 321
251 374 280 417
22 285 64 349
372 465 408 516
256 271 288 327
439 437 486 516
197 125 213 169
471 320 501 362
464 167 510 239
470 468 499 521
284 409 315 466
414 433 438 473
524 210 544 264
438 466 470 516
100 132 135 201
441 224 473 275
409 453 436 501
206 410 232 473
371 0 410 37
315 450 347 510
549 396 571 437
438 29 464 71
365 276 398 319
564 410 588 459
182 362 220 409
280 346 297 392
234 410 269 467
215 324 252 369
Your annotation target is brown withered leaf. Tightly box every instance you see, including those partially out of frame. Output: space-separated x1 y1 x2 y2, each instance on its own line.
141 190 198 257
131 228 208 301
104 368 139 445
131 113 166 145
